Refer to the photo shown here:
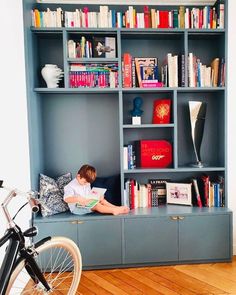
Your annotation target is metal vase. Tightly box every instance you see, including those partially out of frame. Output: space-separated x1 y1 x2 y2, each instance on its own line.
188 101 207 168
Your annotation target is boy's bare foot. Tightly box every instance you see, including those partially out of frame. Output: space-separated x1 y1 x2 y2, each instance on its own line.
121 206 130 213
112 206 130 215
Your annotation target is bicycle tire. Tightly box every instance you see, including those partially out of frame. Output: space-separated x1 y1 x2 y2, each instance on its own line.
6 236 82 295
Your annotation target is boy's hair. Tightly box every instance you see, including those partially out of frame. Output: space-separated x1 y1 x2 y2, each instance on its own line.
77 164 96 183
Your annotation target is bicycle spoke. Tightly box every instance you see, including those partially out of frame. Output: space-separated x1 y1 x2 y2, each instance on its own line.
6 238 81 294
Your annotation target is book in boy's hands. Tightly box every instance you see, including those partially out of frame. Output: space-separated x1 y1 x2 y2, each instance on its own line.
76 187 107 208
89 187 107 199
76 199 99 209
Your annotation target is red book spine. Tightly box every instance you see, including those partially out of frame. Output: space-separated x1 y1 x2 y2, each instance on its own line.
158 11 169 28
147 183 152 208
130 179 135 209
202 175 210 207
83 7 89 28
144 6 150 28
123 53 132 87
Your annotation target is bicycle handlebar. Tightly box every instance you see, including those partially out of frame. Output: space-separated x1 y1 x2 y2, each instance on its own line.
0 180 40 215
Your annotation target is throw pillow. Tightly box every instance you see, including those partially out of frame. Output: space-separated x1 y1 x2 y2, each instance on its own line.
92 175 121 206
39 173 72 217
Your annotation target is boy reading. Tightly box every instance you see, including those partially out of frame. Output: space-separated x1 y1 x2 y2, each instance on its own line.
64 164 130 215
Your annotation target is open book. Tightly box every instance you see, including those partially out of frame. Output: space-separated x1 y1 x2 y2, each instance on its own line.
76 187 107 208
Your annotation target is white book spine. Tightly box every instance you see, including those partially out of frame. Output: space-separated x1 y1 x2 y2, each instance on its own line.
123 146 128 170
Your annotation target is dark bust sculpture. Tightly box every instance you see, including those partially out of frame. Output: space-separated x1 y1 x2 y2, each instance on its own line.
130 96 144 117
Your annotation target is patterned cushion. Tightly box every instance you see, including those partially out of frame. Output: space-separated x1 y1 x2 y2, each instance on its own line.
39 173 71 217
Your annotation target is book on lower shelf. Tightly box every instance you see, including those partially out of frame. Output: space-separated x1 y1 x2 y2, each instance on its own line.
148 179 169 206
191 175 224 207
124 178 151 209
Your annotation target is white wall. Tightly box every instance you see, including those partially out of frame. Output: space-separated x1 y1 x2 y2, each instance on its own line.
0 1 235 264
0 1 31 262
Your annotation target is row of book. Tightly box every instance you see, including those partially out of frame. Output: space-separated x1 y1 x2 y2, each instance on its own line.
123 54 161 88
31 3 224 29
122 53 184 88
69 63 118 88
123 52 225 88
192 175 225 207
188 54 226 87
68 36 116 59
124 175 225 210
124 178 167 209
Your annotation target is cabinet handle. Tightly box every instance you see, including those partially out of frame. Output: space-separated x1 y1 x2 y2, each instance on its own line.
77 221 84 224
170 216 178 221
178 216 185 220
70 221 77 224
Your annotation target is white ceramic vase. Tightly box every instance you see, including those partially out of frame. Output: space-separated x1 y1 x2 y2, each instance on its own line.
41 64 63 88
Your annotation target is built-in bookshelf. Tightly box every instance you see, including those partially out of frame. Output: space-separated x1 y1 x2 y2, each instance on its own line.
24 0 232 269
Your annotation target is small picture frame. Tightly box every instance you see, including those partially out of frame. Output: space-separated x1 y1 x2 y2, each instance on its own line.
166 182 192 206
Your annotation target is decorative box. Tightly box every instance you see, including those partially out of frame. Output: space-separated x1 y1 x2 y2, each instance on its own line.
135 140 172 168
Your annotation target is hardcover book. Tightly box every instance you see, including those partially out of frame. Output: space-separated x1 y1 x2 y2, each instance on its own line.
123 53 132 87
152 99 171 124
135 140 172 168
135 57 158 87
148 179 169 206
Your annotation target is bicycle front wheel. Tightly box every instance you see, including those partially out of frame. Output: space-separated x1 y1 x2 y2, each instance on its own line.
6 236 82 295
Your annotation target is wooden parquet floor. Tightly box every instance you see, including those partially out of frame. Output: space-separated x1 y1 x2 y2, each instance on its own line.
77 257 236 295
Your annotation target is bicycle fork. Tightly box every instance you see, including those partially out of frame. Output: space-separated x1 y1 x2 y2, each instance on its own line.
20 249 51 292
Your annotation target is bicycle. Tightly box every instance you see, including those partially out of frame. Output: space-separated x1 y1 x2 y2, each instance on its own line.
0 180 82 294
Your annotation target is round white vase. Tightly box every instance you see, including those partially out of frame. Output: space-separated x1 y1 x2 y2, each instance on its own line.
41 64 63 88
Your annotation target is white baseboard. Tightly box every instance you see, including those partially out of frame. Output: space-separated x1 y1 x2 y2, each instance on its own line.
233 244 236 255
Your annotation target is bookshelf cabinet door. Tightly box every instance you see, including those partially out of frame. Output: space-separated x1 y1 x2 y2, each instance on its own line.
35 221 78 244
34 221 78 271
78 219 122 267
179 214 232 261
124 217 178 264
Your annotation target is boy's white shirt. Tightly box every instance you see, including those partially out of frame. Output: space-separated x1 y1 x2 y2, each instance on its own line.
64 178 92 212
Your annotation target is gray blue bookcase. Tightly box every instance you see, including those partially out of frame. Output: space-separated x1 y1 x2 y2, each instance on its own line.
23 0 232 269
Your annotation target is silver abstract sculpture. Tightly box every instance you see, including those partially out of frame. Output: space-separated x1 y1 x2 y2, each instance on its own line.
189 101 207 168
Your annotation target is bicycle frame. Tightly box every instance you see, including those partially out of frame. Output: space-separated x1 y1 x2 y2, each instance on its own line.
0 185 51 294
0 226 52 295
0 228 20 294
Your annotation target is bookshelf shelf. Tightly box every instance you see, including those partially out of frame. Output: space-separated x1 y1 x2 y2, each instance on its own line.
123 124 174 128
34 87 119 93
123 167 225 173
67 58 119 63
25 1 231 269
